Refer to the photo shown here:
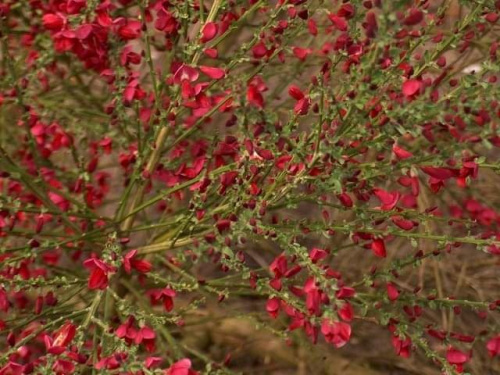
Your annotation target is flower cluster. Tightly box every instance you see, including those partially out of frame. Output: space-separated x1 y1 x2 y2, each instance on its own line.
0 0 500 374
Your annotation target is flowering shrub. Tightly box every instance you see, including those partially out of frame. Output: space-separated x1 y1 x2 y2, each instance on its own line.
1 0 500 374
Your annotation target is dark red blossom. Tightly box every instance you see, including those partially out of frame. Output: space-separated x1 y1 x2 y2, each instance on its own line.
403 9 424 26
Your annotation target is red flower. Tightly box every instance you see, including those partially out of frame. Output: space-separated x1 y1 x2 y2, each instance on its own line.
288 85 305 100
123 250 152 274
150 287 176 312
52 359 75 375
337 192 354 208
266 297 280 318
487 335 500 357
0 287 9 312
123 78 146 106
421 166 458 180
309 248 328 263
328 14 348 31
42 14 66 31
270 253 288 278
392 145 413 160
292 47 312 61
403 9 424 26
135 326 156 352
294 97 311 116
216 218 231 233
165 358 199 375
373 188 400 211
199 66 225 80
485 12 499 23
145 356 162 369
117 19 142 40
321 320 351 348
95 353 127 370
116 316 138 345
371 238 387 258
446 347 470 373
115 317 158 352
338 302 354 322
247 77 268 108
201 22 218 43
173 64 199 83
155 8 179 34
48 321 76 354
391 215 417 231
402 79 422 97
392 335 412 358
336 286 356 299
304 278 322 316
386 282 400 301
83 258 115 290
